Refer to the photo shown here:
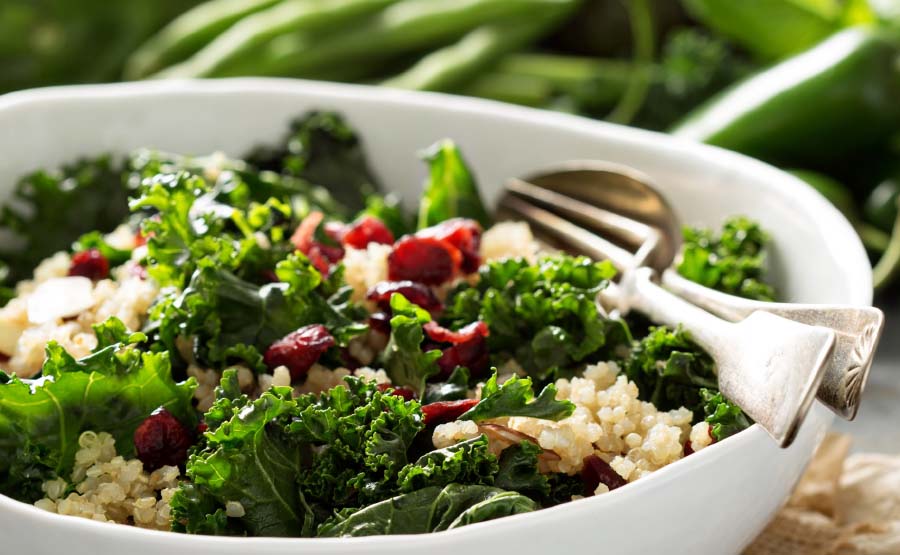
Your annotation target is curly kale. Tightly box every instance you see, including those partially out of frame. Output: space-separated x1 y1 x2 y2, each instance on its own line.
0 318 195 502
0 156 128 286
677 216 776 301
701 389 751 441
624 325 717 414
246 111 379 212
443 255 630 381
379 294 443 398
459 371 575 423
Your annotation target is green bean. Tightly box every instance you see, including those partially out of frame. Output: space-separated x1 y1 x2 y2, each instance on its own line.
482 53 657 111
156 0 400 79
382 7 575 92
461 72 553 107
873 197 900 291
607 0 655 125
215 0 577 78
125 0 283 80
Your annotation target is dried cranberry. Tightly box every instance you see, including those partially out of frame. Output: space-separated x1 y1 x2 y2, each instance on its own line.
436 335 490 379
341 216 394 249
377 383 417 401
423 321 489 344
263 324 335 380
290 211 344 274
422 321 491 378
683 441 695 457
368 312 392 335
421 398 479 426
68 249 109 280
417 218 482 274
388 236 459 285
134 408 195 472
366 281 443 315
581 454 627 495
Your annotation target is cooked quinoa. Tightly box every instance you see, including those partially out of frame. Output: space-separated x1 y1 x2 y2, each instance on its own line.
34 431 178 530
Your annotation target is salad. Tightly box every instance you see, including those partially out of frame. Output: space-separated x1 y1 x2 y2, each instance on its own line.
0 111 768 537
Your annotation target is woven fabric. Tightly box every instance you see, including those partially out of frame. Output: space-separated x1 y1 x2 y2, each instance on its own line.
744 434 900 555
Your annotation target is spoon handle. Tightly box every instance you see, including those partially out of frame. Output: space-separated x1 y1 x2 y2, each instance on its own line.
662 269 884 420
606 267 835 447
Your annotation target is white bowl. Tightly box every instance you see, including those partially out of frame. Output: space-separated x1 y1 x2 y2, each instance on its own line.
0 79 872 555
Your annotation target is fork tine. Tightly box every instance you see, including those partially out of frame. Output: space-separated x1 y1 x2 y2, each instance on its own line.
505 177 658 250
500 194 637 271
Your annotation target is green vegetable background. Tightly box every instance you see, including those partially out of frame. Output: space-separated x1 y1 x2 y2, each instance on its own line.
1 0 897 293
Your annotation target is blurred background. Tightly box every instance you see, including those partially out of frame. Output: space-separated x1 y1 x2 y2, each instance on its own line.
1 2 898 429
2 0 898 298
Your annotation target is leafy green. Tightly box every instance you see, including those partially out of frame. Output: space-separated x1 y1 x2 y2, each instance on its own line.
494 440 550 499
0 156 127 284
459 371 574 422
0 333 195 501
380 294 442 398
417 139 491 230
288 377 423 513
150 259 364 371
317 484 535 537
398 435 498 492
172 380 306 537
677 216 776 302
246 111 378 212
701 388 751 441
443 255 626 381
624 325 718 414
423 366 471 404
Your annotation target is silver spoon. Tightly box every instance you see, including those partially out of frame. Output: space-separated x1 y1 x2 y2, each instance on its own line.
504 161 884 421
500 193 835 447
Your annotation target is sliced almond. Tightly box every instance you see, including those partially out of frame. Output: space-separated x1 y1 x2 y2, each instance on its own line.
26 277 96 324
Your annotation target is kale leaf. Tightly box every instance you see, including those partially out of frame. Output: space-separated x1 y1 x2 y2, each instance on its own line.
494 440 550 499
317 484 535 537
172 379 307 537
246 111 378 212
0 327 195 501
443 255 627 381
423 366 471 404
417 139 491 230
677 216 776 302
398 435 498 492
288 377 424 514
459 371 574 422
0 156 128 284
380 294 442 398
624 325 718 414
151 258 365 371
701 388 751 441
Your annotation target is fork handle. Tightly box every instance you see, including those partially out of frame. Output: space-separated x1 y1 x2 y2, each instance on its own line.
661 268 884 421
662 269 882 334
610 267 739 351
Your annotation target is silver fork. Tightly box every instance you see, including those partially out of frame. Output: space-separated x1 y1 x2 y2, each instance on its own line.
500 193 836 448
504 170 884 421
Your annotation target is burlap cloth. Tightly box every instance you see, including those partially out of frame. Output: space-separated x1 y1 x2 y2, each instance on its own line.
744 434 900 555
